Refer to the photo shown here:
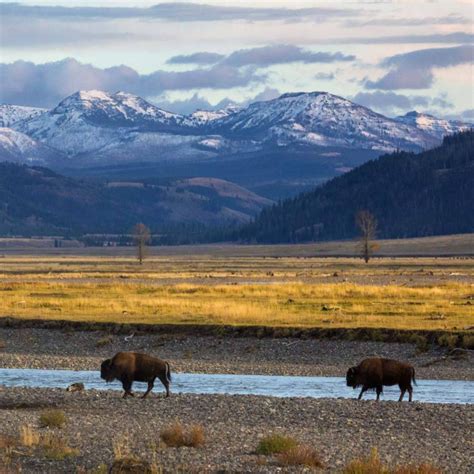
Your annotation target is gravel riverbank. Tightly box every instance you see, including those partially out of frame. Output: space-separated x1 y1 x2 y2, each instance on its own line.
0 387 473 473
0 328 473 380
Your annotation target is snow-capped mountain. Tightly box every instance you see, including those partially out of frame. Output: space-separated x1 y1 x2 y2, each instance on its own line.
5 90 471 173
0 127 62 164
395 111 472 140
213 92 439 151
0 105 47 127
14 90 203 158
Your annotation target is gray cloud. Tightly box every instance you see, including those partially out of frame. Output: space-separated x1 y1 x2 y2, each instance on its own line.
334 32 474 45
0 58 263 107
352 90 454 116
365 45 474 90
223 45 355 67
346 14 470 27
155 87 281 115
314 72 335 80
167 52 226 65
0 2 353 23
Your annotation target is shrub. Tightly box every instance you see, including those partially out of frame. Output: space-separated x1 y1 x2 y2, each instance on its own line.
42 434 78 460
409 334 429 353
109 456 155 474
256 434 298 455
96 335 114 347
160 422 205 448
39 409 66 429
344 449 442 474
277 445 323 468
437 334 458 350
461 334 474 350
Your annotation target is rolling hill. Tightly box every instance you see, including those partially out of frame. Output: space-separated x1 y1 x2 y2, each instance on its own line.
0 163 272 237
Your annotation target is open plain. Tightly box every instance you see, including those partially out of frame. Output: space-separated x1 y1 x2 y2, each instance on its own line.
1 242 473 472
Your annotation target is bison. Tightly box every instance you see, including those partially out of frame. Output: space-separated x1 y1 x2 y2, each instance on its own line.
100 352 171 399
346 357 416 402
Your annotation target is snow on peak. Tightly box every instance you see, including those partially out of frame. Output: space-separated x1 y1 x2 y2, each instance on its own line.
395 111 471 140
0 105 47 127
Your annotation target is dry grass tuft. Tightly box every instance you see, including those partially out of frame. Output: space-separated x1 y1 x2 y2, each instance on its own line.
0 339 6 350
96 335 114 347
277 445 324 468
19 425 41 447
42 433 78 460
256 434 298 455
160 422 205 448
343 449 441 474
109 456 158 474
39 409 66 429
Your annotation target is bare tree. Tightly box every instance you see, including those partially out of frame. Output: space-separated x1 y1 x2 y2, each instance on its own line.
355 210 379 263
132 223 151 265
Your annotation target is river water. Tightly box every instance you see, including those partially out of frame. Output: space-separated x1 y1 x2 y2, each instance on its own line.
1 368 473 404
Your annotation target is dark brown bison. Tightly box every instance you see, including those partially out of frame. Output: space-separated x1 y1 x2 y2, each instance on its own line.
346 357 416 402
100 352 171 399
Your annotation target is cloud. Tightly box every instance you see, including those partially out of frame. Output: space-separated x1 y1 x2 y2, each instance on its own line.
353 91 429 111
334 32 474 45
0 2 353 23
167 52 226 65
223 45 355 67
346 14 470 27
155 87 282 114
365 45 474 90
0 58 263 107
352 90 454 116
314 72 335 80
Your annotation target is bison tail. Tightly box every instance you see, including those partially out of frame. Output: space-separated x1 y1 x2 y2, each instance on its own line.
165 362 172 384
412 367 417 386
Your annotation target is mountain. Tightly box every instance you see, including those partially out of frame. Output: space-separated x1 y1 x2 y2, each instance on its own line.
396 111 471 140
0 104 46 127
0 127 64 165
0 162 272 237
4 90 471 198
212 92 438 151
238 131 474 243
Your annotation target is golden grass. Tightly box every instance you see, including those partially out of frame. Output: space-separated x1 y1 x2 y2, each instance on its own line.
0 279 472 330
0 255 472 331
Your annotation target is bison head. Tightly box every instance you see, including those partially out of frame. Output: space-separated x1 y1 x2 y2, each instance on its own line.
346 366 358 388
100 358 115 382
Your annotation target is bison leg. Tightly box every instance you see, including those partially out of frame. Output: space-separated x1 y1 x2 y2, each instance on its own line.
358 386 367 400
122 379 134 399
376 386 383 401
141 379 155 399
398 387 406 402
158 374 170 398
408 386 413 402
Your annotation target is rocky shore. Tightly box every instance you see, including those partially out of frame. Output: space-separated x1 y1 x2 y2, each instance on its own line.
0 387 473 473
0 328 473 380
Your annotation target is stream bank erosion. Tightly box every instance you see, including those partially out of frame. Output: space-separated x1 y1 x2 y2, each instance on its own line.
0 327 473 381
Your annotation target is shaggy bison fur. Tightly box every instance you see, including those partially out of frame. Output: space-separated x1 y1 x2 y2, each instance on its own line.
101 352 171 399
346 357 416 401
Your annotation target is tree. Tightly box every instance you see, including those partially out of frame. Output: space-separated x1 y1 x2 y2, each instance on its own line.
355 210 379 263
132 223 151 265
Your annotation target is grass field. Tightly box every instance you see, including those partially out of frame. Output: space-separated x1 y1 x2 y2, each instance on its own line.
0 253 473 331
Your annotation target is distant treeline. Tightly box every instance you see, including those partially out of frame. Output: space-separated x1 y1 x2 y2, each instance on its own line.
235 131 474 243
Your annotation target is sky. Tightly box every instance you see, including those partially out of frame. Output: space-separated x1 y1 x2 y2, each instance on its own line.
0 0 473 119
